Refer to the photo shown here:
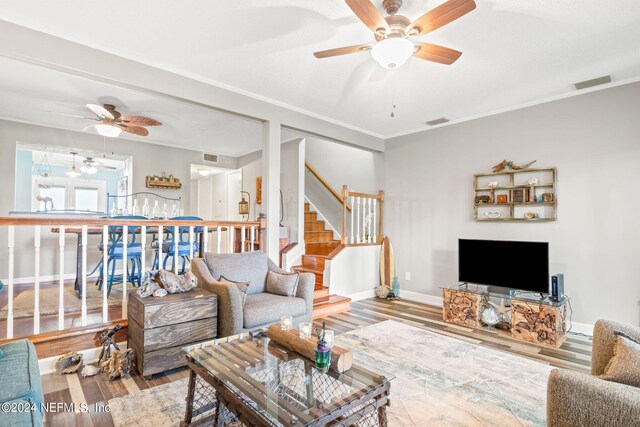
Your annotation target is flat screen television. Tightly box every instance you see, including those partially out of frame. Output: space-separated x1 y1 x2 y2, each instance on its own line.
458 239 549 294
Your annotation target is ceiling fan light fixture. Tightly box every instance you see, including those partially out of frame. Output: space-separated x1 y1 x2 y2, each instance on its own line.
94 124 122 138
66 165 81 178
371 37 414 69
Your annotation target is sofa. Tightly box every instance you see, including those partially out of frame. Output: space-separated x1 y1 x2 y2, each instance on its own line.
191 251 315 338
0 339 44 426
547 319 640 427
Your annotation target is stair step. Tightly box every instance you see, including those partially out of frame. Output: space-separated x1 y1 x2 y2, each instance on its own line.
313 286 330 300
292 265 324 286
305 241 340 256
312 295 351 319
304 230 334 243
304 212 317 221
304 220 326 231
304 203 310 213
302 255 326 270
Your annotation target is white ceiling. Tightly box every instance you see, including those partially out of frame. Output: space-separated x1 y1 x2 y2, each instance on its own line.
2 0 640 138
0 56 263 157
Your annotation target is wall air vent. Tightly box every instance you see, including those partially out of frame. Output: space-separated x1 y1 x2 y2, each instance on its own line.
425 117 449 126
574 75 611 90
203 153 219 164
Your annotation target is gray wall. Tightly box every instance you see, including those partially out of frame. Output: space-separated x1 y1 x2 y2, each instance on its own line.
384 82 640 327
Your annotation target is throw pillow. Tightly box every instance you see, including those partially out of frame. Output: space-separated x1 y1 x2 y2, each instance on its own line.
266 270 299 297
0 347 3 360
219 276 250 307
599 334 640 387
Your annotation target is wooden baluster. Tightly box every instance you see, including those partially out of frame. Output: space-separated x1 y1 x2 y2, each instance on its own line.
188 226 194 268
122 225 128 319
350 196 355 244
250 226 255 251
33 226 41 334
241 226 246 253
81 225 88 327
7 226 14 339
102 225 109 323
216 226 221 254
173 225 179 274
356 197 361 243
372 199 378 244
58 226 65 330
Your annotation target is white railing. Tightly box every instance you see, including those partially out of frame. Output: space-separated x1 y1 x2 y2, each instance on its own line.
0 217 264 340
341 186 383 245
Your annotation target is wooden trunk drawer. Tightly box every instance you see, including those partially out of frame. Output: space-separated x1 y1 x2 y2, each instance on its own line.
128 316 217 352
129 338 211 377
129 288 217 328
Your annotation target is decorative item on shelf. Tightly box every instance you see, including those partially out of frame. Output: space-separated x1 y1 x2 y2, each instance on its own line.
475 195 492 205
375 285 390 299
542 192 554 202
497 194 508 203
487 181 499 188
314 321 332 373
528 177 539 185
511 188 530 203
492 160 536 173
536 195 543 203
154 269 197 294
256 176 262 205
137 271 160 298
280 315 292 332
481 306 499 328
524 211 540 219
299 322 312 339
55 352 83 374
81 364 100 377
101 348 134 381
239 191 251 220
484 211 501 219
490 299 512 324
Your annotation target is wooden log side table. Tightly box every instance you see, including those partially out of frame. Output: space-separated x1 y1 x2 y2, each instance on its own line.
181 333 393 427
128 288 217 378
442 288 483 327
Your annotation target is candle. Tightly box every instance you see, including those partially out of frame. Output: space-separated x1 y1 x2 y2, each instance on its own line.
299 322 312 339
324 330 335 348
281 315 292 331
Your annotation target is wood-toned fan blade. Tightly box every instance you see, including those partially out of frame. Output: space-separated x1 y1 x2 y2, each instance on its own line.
345 0 389 33
119 116 162 126
408 0 476 36
413 43 462 64
314 44 372 58
86 104 114 120
121 125 149 136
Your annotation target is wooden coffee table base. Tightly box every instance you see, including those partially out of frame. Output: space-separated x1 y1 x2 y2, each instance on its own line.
181 359 391 427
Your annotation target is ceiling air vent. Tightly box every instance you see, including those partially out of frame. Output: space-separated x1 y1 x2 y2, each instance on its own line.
574 75 611 90
425 117 449 126
203 153 219 164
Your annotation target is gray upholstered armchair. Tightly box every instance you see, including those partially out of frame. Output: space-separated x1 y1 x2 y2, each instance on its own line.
547 320 640 427
191 251 314 338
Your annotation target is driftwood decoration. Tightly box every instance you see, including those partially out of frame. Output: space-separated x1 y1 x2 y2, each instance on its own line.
154 269 197 294
267 324 353 373
492 160 536 173
55 352 83 374
511 300 567 347
442 289 482 328
101 348 135 380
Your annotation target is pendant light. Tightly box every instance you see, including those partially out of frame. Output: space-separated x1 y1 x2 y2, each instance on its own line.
66 152 81 178
238 191 251 220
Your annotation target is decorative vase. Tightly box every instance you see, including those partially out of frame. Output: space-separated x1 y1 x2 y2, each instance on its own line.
315 346 331 372
391 276 400 297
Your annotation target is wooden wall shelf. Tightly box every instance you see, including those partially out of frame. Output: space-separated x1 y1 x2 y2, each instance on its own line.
474 167 557 222
146 176 182 190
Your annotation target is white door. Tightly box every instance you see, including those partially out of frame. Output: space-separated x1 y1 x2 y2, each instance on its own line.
226 170 243 221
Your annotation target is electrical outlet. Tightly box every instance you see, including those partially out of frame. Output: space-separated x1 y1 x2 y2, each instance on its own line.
405 272 411 281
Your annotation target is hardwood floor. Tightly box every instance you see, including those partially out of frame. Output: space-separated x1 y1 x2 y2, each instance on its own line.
40 297 592 426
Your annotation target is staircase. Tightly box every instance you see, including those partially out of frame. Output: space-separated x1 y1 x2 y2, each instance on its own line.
293 203 351 318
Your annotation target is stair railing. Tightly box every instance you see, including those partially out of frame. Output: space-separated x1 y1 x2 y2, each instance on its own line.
341 186 383 245
305 163 351 212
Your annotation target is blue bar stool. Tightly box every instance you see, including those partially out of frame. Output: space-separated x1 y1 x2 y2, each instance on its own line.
153 216 203 273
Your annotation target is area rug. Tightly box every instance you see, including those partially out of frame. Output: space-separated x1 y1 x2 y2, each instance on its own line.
0 283 124 319
109 320 553 426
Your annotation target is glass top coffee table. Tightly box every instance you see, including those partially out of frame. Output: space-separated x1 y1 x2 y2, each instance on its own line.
181 331 393 427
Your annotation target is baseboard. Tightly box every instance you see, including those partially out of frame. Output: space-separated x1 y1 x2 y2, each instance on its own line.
568 321 594 336
346 289 376 302
401 291 444 307
38 340 127 375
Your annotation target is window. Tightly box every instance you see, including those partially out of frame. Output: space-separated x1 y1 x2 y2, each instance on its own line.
38 185 66 211
32 177 106 212
75 187 99 211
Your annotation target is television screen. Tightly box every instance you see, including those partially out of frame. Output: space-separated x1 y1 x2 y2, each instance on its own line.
458 239 549 294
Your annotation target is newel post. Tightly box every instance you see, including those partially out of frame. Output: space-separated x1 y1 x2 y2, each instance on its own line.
258 214 267 251
341 185 348 244
378 190 384 243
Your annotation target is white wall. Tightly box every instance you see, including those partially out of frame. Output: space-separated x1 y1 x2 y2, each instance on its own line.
384 82 640 327
328 245 381 300
281 138 305 244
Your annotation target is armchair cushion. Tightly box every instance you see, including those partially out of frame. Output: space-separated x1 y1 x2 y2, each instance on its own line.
600 334 640 387
243 293 306 329
266 270 299 297
204 251 268 295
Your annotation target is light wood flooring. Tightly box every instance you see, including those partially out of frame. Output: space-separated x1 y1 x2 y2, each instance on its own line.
40 297 592 426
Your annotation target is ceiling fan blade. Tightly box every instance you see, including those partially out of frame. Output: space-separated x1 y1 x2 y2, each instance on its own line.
120 125 149 136
345 0 390 34
413 43 462 64
48 112 98 120
119 116 162 126
408 0 476 36
82 123 98 132
86 104 115 120
314 44 372 58
98 165 117 171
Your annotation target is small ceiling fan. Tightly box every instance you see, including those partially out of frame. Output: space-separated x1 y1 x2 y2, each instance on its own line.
314 0 476 69
53 104 162 137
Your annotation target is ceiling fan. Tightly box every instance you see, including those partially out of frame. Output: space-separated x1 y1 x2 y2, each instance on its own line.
66 153 118 176
314 0 476 69
53 104 162 137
